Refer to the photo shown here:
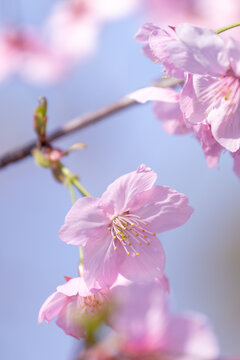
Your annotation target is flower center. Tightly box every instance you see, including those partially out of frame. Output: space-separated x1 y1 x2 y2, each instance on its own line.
197 75 240 116
109 213 156 256
80 293 108 315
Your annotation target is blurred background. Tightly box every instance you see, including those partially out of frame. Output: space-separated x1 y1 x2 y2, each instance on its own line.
0 0 240 359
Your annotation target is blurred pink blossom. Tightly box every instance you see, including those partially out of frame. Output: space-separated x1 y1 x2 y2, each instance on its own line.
38 276 110 338
111 282 219 359
59 164 193 288
0 26 67 85
45 0 138 62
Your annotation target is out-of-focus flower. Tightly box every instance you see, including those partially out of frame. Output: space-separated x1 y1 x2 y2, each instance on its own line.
59 164 193 288
110 282 219 360
0 26 67 85
45 0 138 63
38 276 110 338
45 1 99 62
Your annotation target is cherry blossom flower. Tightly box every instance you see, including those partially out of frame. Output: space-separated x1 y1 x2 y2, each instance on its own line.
161 25 240 153
0 26 67 85
110 282 219 359
38 276 110 338
136 23 240 165
59 165 193 287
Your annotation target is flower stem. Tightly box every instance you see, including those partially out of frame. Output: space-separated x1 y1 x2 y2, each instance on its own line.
61 164 90 274
60 165 92 197
215 22 240 34
72 178 91 197
68 182 76 204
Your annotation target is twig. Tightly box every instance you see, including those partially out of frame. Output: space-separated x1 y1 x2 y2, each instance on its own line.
0 78 182 170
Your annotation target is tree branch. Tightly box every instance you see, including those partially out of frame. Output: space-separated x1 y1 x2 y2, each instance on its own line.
0 78 182 170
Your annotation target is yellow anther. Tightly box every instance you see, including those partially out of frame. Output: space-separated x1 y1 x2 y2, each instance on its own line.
135 234 139 237
114 246 117 251
113 236 117 239
127 252 130 255
136 252 140 256
153 233 156 236
142 229 145 232
144 235 147 238
122 235 127 239
147 242 151 246
138 242 142 245
128 242 132 246
139 217 143 219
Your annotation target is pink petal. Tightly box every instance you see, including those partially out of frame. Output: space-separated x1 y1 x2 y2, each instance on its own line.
83 233 121 288
180 74 211 124
128 86 179 104
57 277 92 297
111 282 168 350
100 164 157 215
59 197 108 246
232 150 240 178
209 103 240 152
200 139 222 168
168 23 228 76
153 100 192 135
56 298 84 339
38 291 67 324
149 27 184 78
119 234 165 282
163 312 219 359
135 23 162 44
129 186 193 233
227 38 240 77
194 124 223 168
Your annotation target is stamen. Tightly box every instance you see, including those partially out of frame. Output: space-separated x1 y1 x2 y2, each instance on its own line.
110 212 155 256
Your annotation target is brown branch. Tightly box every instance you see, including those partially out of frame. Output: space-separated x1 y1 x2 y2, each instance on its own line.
0 78 182 170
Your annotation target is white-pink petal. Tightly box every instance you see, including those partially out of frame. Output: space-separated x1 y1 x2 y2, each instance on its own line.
59 197 108 246
168 23 228 76
101 164 157 215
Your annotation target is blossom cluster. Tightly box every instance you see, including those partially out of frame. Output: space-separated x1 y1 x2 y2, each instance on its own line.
2 0 240 85
131 22 240 178
39 164 223 358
